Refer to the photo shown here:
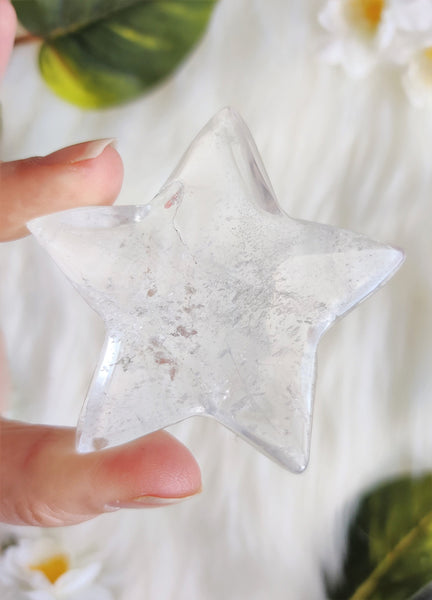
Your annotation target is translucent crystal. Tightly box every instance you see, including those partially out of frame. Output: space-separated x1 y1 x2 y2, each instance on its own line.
27 108 404 472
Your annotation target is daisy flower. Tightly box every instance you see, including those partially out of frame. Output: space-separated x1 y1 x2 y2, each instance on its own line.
384 0 432 107
0 535 115 600
402 45 432 107
318 0 394 78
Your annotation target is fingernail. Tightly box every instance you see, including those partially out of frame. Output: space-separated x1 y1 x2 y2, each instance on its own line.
105 492 200 510
70 138 117 163
43 138 116 166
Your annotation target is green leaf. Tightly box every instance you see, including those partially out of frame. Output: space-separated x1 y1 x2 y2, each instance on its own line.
12 0 217 108
326 474 432 600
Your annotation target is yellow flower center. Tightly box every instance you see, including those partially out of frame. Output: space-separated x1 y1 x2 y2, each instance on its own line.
418 47 432 85
30 554 69 584
346 0 384 36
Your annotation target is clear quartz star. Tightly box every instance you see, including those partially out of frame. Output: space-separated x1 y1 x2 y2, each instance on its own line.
27 108 404 472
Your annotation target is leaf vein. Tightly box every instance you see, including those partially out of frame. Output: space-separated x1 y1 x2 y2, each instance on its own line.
349 509 432 600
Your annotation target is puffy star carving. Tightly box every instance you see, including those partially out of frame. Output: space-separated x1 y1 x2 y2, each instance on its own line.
28 108 403 472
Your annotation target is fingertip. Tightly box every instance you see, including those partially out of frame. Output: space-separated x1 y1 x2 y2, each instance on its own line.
0 140 124 241
83 142 124 207
96 431 202 504
40 139 124 204
0 419 202 526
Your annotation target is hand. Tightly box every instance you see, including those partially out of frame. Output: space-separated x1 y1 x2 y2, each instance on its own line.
0 0 201 526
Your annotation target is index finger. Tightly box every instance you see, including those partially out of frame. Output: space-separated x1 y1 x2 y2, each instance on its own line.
0 0 16 81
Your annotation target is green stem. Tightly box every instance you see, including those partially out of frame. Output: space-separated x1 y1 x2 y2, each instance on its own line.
349 510 432 600
14 34 40 46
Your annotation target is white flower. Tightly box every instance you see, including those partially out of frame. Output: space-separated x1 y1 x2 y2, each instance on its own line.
381 0 432 63
402 46 432 107
318 0 432 108
0 535 115 600
318 0 394 78
383 0 432 107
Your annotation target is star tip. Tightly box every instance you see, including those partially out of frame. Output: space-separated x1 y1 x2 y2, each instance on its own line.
394 245 406 265
269 447 310 473
384 243 406 275
363 241 405 279
26 209 70 241
290 456 309 474
219 105 240 117
26 213 53 240
212 106 244 129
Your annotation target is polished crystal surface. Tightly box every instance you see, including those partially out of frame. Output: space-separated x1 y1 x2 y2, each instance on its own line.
27 108 404 472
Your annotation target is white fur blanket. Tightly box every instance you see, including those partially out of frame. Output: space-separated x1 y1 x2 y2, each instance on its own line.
1 1 432 598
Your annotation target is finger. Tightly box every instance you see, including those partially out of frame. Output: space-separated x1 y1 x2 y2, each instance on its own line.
0 0 16 81
0 139 124 241
0 418 202 526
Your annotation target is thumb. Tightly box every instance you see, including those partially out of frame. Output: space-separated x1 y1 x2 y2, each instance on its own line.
0 139 123 241
0 418 202 526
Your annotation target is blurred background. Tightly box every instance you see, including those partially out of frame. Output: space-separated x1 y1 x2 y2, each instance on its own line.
1 0 432 598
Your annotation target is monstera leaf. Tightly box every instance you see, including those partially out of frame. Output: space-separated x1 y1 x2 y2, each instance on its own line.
327 474 432 599
12 0 217 108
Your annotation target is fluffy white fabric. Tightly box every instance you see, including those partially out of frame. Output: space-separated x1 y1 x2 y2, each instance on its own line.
2 0 432 598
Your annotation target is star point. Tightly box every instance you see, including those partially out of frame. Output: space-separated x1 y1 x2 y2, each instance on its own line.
28 108 404 472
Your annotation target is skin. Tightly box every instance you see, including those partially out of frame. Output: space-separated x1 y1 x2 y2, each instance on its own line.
0 0 201 527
